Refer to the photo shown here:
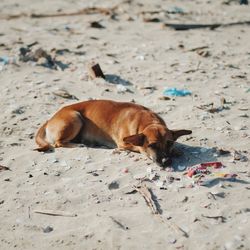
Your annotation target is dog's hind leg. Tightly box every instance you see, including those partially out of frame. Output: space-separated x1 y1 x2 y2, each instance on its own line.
46 110 83 149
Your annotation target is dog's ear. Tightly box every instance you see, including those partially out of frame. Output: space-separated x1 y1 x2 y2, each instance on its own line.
171 129 192 141
123 133 145 146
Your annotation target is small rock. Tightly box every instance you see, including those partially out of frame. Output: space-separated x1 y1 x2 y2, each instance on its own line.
12 106 25 115
108 181 119 190
181 196 189 203
43 226 53 233
122 168 129 173
168 237 177 244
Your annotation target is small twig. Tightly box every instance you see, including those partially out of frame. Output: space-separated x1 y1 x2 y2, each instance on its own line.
34 209 77 217
163 21 250 30
207 192 217 200
28 206 31 219
109 216 129 230
3 6 118 20
188 46 209 52
134 184 160 214
134 184 189 238
201 214 226 222
163 219 189 238
196 61 201 71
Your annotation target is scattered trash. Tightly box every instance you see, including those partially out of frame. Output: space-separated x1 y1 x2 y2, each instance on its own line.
232 150 248 162
19 47 69 70
184 161 239 187
12 106 26 115
196 103 228 113
0 56 16 65
116 84 128 93
147 167 159 180
154 180 167 189
187 161 223 177
87 62 105 80
52 88 79 100
215 148 231 156
163 88 192 97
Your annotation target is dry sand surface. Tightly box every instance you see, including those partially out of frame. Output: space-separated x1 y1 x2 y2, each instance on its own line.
0 0 250 249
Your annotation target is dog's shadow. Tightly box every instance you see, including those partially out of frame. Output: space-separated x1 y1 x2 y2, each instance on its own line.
172 143 218 170
173 143 249 187
105 74 133 86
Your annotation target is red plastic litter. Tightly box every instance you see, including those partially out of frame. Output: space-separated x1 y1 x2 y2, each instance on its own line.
200 162 223 169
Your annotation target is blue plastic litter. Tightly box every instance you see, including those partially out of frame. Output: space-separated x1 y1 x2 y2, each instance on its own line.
163 88 192 97
0 56 9 65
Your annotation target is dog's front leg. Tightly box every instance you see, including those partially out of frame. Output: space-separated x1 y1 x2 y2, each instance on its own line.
117 144 142 154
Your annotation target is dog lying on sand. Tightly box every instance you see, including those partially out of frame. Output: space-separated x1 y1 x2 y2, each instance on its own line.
35 99 192 167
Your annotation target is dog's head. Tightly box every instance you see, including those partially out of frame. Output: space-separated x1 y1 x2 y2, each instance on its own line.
123 125 192 167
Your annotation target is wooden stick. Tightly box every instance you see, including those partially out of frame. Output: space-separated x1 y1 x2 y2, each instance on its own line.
163 21 250 30
34 209 77 217
87 62 105 80
134 184 189 238
109 216 129 230
3 6 118 20
134 184 160 214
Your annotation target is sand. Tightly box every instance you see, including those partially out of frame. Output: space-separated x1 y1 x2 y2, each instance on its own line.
0 0 250 249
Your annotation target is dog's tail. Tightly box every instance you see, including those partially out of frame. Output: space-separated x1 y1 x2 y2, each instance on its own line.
34 121 51 152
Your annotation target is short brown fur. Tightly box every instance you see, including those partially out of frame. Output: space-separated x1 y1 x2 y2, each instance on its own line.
35 100 192 167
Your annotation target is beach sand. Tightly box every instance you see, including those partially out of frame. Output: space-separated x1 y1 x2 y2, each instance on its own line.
0 0 250 249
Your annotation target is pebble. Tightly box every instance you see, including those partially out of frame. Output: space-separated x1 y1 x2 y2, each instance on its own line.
43 226 53 233
108 181 119 190
168 237 177 244
122 168 129 173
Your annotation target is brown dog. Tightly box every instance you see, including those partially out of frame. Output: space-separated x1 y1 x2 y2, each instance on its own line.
35 100 192 167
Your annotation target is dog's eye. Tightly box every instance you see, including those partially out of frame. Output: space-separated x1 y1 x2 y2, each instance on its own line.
148 143 157 149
